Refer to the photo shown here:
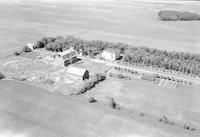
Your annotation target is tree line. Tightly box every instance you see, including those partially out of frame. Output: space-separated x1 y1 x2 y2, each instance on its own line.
123 47 200 76
31 35 200 76
34 35 127 57
158 10 200 21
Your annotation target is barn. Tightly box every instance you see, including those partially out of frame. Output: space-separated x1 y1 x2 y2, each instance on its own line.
67 66 89 80
101 49 120 61
53 47 77 66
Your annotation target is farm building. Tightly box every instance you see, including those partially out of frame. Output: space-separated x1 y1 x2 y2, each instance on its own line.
53 47 77 66
67 66 89 80
26 43 35 50
101 49 120 61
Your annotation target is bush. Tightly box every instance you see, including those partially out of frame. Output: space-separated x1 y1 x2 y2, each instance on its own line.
183 124 196 131
158 10 200 21
72 73 106 95
159 115 175 125
14 50 23 56
0 72 5 80
88 97 97 103
108 98 120 110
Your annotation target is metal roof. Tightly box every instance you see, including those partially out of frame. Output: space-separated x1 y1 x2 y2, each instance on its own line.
67 66 88 77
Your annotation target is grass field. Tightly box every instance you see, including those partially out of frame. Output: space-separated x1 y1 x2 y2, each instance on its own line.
0 0 200 58
0 80 199 137
86 77 200 127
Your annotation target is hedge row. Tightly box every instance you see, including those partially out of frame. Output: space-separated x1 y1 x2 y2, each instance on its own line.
72 73 106 95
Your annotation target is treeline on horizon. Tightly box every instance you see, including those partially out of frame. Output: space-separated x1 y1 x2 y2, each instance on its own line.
29 35 200 76
158 10 200 21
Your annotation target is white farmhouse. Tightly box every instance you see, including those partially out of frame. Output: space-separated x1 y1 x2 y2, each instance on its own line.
101 49 120 61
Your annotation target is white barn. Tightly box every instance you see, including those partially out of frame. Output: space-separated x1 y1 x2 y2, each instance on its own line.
101 49 120 61
53 47 77 66
67 66 89 80
26 43 35 51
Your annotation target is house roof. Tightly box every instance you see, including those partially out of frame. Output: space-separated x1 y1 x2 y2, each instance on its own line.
67 66 88 77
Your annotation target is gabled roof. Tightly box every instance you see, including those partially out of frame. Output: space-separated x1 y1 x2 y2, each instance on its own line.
67 66 88 77
58 48 77 61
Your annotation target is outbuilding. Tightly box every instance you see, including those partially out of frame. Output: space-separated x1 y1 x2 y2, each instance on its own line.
67 66 89 80
26 43 35 51
101 48 120 61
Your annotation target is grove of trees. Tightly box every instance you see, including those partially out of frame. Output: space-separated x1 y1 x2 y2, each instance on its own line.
35 35 127 57
33 35 200 76
158 10 200 21
123 47 200 76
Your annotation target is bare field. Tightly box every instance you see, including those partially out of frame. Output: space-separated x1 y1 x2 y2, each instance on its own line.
0 0 200 58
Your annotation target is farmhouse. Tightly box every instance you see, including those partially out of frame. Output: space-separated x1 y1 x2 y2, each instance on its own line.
67 66 89 80
101 49 120 61
53 47 77 66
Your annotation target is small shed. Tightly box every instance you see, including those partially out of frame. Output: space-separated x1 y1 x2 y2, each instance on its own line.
102 48 120 61
67 66 89 80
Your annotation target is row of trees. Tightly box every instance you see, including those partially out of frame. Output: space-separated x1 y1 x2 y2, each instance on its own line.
34 35 200 76
72 73 106 95
123 47 200 76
